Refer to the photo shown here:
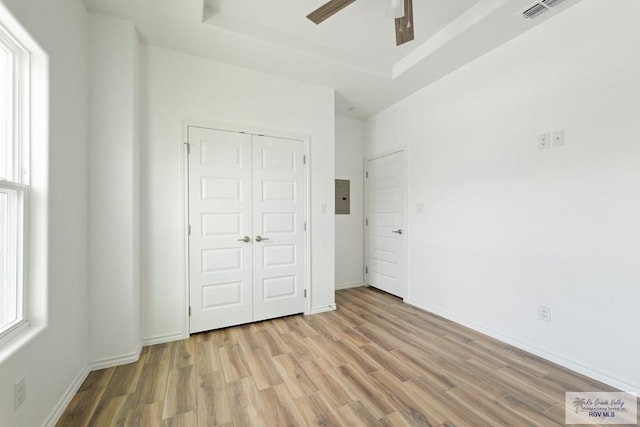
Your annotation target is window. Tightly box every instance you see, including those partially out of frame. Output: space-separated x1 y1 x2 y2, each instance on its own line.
0 22 28 339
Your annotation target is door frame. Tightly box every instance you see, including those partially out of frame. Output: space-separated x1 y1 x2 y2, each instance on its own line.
364 147 408 299
182 118 312 335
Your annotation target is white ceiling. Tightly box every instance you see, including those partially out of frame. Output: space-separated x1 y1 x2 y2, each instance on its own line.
203 0 482 78
84 0 582 119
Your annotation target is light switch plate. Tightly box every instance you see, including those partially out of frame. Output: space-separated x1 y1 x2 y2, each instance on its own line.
552 130 565 146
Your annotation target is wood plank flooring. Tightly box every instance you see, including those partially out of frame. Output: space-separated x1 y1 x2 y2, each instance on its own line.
57 287 638 426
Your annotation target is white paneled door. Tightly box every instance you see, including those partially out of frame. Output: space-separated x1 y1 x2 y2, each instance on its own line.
365 151 405 298
188 127 306 333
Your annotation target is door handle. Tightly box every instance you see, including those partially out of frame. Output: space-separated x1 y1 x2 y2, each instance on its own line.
237 236 251 243
255 236 269 242
392 229 403 235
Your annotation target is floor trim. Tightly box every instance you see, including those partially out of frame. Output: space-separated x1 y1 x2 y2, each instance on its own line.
308 304 337 315
141 332 187 347
405 297 639 393
43 364 89 427
88 345 142 371
335 282 365 290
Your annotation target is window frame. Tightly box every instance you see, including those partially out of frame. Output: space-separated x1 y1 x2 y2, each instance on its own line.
0 20 30 342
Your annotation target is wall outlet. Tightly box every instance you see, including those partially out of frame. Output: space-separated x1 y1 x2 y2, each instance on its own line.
539 306 551 322
14 377 26 411
538 133 551 150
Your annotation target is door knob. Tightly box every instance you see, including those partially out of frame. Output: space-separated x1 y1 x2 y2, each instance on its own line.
255 236 270 242
392 229 403 235
237 236 251 243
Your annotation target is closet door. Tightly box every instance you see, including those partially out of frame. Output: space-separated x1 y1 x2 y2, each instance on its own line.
188 127 253 333
188 128 306 333
252 135 306 321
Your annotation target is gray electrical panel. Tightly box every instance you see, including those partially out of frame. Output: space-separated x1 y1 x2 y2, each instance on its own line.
335 179 350 214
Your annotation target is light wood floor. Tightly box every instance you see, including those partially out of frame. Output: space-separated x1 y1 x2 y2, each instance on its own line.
57 287 637 426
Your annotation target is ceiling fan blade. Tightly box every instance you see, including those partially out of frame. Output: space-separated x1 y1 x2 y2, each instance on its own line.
307 0 357 24
395 0 414 46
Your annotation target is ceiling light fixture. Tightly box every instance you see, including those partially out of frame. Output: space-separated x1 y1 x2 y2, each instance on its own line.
386 0 405 19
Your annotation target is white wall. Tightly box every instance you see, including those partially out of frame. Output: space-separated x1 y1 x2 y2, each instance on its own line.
366 0 640 391
335 116 365 289
140 46 335 343
0 0 89 425
88 13 141 367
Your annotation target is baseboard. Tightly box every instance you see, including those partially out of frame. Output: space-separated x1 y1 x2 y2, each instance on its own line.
335 282 365 290
44 334 184 426
43 364 89 427
308 304 337 315
141 332 187 347
405 297 639 393
88 345 142 371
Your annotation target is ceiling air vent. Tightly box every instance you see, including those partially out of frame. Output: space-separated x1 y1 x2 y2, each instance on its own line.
542 0 566 7
522 3 548 19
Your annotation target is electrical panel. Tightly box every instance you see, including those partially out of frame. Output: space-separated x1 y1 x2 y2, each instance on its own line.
335 179 350 215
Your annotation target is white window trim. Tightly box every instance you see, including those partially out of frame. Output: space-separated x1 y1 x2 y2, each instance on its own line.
0 20 30 344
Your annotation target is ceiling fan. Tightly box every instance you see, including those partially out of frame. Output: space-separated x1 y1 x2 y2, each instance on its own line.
307 0 414 46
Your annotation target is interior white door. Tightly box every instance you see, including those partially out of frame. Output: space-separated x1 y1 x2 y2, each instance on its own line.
189 127 253 332
188 127 306 333
252 135 306 321
365 151 405 297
